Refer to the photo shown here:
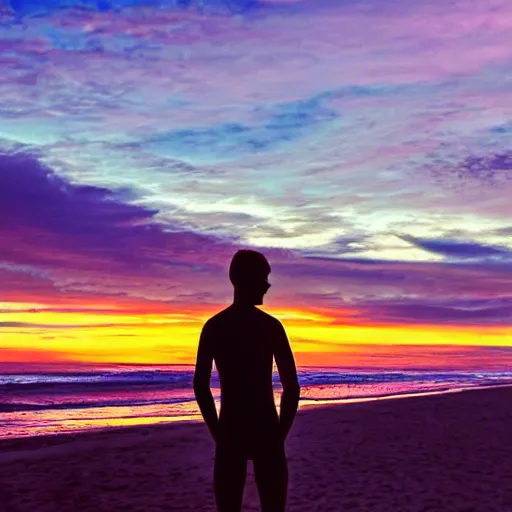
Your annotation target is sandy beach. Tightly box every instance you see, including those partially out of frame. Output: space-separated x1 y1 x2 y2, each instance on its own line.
1 386 511 512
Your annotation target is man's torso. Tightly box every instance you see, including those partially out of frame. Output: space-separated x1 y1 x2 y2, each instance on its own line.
208 304 282 447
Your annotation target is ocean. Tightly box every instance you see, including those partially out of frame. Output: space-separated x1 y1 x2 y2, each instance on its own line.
1 366 511 439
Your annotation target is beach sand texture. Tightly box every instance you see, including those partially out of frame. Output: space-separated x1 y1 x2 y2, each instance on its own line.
1 386 511 512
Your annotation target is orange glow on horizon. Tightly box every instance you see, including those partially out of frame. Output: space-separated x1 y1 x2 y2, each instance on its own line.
1 301 511 368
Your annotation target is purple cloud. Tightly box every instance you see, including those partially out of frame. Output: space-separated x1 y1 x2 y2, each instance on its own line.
398 234 512 260
464 152 512 177
0 151 300 304
354 297 512 327
1 150 512 326
0 151 238 276
270 254 512 326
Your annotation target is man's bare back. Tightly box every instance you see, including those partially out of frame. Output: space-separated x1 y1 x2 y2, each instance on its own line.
201 304 297 451
193 250 300 512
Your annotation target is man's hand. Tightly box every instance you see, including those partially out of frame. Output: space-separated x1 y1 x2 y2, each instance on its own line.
193 320 220 443
273 320 300 442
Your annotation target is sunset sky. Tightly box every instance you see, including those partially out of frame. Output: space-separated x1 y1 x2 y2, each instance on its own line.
1 0 511 370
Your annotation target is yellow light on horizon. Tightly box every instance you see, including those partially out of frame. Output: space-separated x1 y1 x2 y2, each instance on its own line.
1 302 510 366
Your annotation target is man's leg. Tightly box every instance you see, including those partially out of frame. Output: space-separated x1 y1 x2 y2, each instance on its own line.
253 446 288 512
214 447 247 512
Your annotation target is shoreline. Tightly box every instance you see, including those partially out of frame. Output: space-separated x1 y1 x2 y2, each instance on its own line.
299 381 512 408
1 382 512 447
1 385 510 511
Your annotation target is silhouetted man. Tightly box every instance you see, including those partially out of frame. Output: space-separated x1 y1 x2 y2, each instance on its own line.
194 249 301 512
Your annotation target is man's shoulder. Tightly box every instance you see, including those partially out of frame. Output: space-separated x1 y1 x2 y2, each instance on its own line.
204 306 282 329
256 308 282 327
202 311 224 329
202 307 233 328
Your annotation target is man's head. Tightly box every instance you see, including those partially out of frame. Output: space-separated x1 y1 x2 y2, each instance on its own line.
229 249 271 305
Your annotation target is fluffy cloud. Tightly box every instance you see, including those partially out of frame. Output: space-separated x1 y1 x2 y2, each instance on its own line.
2 0 512 332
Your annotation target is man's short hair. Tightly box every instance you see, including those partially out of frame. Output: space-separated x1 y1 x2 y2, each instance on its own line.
229 249 271 287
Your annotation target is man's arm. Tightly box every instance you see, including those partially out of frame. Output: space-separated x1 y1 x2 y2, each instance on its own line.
273 320 301 441
193 320 219 442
